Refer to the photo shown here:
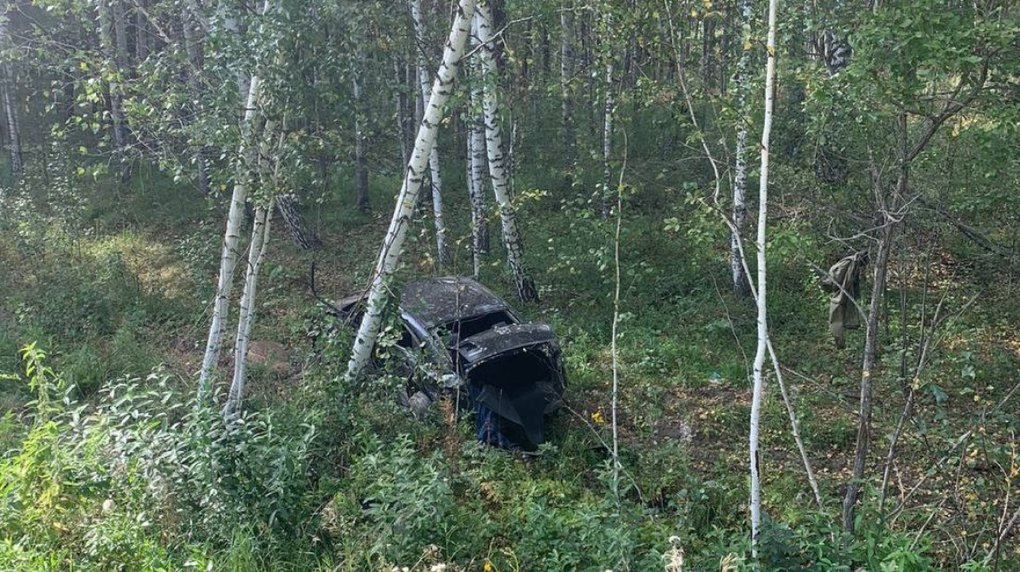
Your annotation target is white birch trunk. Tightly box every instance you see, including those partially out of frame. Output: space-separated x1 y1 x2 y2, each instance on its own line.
730 0 752 298
198 0 272 398
411 0 451 268
223 196 275 419
473 1 538 302
466 112 489 278
197 73 263 398
750 0 779 555
601 11 614 218
353 50 370 212
467 44 490 269
0 15 21 180
344 0 477 383
0 68 21 181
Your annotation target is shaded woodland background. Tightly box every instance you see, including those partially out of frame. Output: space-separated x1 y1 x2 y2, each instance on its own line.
0 0 1018 569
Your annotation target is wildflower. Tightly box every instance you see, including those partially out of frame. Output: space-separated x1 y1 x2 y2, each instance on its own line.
483 561 495 572
591 410 606 425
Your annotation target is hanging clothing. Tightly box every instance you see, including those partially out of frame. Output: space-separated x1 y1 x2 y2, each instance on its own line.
821 251 868 349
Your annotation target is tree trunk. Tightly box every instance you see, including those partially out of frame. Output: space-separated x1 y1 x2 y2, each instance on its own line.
474 1 538 302
0 15 21 181
276 193 322 250
198 74 263 396
0 67 22 181
353 49 370 212
134 1 148 62
394 57 412 165
198 46 268 397
411 0 452 268
841 221 893 533
730 0 752 298
466 97 490 278
559 2 575 172
181 5 210 195
750 0 779 555
344 0 477 383
97 0 129 153
602 21 614 219
223 196 275 419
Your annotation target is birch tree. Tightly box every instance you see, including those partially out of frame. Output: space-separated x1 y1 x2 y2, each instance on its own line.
600 9 614 218
223 193 275 418
197 0 273 398
749 0 779 553
729 0 752 298
473 0 539 303
353 45 370 212
411 0 451 268
180 2 212 195
466 100 490 278
0 11 22 181
97 0 129 153
559 1 575 171
344 0 477 383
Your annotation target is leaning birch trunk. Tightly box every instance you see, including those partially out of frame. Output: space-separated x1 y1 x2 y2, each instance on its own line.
197 73 263 399
750 0 779 555
344 0 477 383
411 0 451 267
473 1 539 302
223 196 275 419
97 0 129 152
730 0 752 298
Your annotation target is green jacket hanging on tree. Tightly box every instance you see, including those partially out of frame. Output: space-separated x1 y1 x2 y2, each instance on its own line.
821 251 868 349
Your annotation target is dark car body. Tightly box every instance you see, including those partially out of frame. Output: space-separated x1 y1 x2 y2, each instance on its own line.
338 277 565 450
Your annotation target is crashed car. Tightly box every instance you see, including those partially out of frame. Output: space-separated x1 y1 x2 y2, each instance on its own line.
335 277 566 451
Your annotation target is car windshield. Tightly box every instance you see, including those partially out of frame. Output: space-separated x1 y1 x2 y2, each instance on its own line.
437 310 517 345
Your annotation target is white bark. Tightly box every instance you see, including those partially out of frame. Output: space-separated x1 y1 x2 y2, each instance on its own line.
353 49 370 211
473 1 538 302
730 0 752 298
0 70 20 181
344 0 477 383
467 109 489 278
610 160 623 500
0 13 21 180
197 73 263 398
601 12 614 217
198 0 273 398
750 0 779 555
411 0 451 268
223 196 275 419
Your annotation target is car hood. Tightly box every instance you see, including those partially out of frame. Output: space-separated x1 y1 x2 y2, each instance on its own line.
456 323 558 366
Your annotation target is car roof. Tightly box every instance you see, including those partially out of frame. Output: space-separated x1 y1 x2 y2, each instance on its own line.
400 277 513 329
